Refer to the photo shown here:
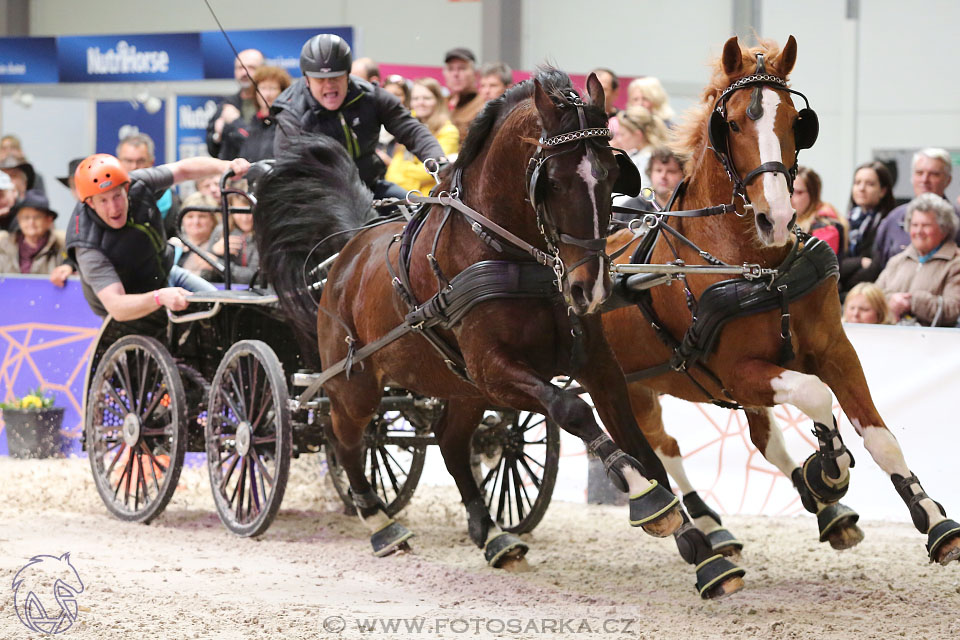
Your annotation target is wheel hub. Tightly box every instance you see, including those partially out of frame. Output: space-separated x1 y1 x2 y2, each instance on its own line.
235 421 252 456
122 413 141 446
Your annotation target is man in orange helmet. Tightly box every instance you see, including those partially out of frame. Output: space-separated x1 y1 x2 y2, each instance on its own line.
66 153 249 321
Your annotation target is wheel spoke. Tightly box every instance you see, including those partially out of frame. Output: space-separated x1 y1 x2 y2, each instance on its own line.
104 443 126 480
250 393 274 434
377 446 403 496
228 366 249 420
250 452 275 487
218 385 246 426
234 456 247 522
248 457 261 516
140 441 164 493
105 382 130 415
139 378 167 425
219 451 241 493
517 454 544 490
135 350 152 416
510 461 529 519
114 353 137 413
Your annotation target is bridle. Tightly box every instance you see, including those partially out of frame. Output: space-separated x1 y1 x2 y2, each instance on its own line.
708 54 819 211
525 90 639 280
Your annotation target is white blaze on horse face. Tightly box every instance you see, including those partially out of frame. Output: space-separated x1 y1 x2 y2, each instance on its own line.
755 89 794 244
576 153 607 312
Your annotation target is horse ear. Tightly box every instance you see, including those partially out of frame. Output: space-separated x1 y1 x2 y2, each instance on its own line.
778 35 797 77
585 72 605 109
533 79 562 132
721 36 743 76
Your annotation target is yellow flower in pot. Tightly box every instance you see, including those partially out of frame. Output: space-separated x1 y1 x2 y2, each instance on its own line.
1 387 65 459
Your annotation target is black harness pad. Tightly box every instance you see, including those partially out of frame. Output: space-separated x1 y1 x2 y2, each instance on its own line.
613 153 642 197
675 237 839 365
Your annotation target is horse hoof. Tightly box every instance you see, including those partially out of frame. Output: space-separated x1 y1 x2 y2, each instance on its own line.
695 554 746 600
371 521 415 557
498 553 531 573
707 527 744 558
630 481 681 537
826 521 865 550
927 520 960 565
641 506 684 538
484 532 529 568
703 575 745 600
818 503 863 550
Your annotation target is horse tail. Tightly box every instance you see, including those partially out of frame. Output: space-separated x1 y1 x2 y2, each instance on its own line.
253 133 376 342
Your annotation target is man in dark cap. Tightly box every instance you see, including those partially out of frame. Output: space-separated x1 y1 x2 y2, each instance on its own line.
271 33 446 201
443 47 484 141
58 157 85 200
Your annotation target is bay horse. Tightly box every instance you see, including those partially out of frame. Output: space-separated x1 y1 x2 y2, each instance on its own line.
603 36 960 568
255 68 744 598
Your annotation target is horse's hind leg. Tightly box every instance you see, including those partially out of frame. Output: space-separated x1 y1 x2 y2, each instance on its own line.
813 339 960 566
743 408 863 550
326 384 415 557
627 383 744 559
431 400 529 569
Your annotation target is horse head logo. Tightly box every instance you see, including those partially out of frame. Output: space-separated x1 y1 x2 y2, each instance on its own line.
12 553 85 635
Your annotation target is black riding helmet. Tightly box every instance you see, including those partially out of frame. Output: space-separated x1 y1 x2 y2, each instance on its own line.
300 34 352 78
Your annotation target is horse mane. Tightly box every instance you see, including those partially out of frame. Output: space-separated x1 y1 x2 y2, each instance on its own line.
455 67 607 170
253 133 376 342
672 38 792 167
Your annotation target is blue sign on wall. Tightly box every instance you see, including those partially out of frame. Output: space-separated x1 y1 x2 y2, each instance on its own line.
200 27 353 79
0 37 58 84
176 95 221 160
58 33 204 82
96 101 166 165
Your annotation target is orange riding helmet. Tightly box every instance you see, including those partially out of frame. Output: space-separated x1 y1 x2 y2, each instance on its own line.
74 154 130 201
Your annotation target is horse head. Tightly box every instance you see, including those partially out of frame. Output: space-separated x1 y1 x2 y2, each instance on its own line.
529 73 623 314
708 35 818 247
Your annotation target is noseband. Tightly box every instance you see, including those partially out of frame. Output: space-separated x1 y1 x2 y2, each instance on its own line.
525 91 620 280
708 54 819 210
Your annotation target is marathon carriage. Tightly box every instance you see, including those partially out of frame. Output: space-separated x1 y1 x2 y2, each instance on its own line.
81 176 560 539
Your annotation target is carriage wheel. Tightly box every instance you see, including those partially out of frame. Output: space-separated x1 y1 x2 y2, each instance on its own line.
471 409 560 534
206 340 292 537
325 400 430 516
85 335 187 524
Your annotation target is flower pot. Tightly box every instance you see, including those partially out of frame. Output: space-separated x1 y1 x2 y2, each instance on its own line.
1 407 65 459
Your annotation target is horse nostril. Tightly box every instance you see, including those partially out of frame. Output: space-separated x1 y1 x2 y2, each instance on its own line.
756 212 774 234
569 283 589 309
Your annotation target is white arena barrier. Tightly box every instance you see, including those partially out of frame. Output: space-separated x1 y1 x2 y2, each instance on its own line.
420 324 960 523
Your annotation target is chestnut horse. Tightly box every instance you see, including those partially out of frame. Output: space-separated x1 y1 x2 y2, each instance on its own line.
603 36 960 568
257 69 745 596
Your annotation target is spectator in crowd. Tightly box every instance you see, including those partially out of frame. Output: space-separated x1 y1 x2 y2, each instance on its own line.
839 161 896 294
116 133 182 239
57 158 84 200
0 172 19 232
614 147 684 221
174 191 221 275
0 156 36 199
875 193 960 326
791 166 845 254
385 78 460 194
627 76 675 128
66 153 250 321
589 68 619 118
0 191 65 278
443 47 484 141
842 282 894 325
351 57 381 85
477 62 513 102
611 105 668 194
218 65 292 163
206 48 265 158
874 148 960 272
0 134 45 194
382 74 411 108
272 34 445 201
210 195 259 285
195 174 222 205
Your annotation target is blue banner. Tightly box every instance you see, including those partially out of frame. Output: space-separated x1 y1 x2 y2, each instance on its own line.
0 37 58 84
200 27 353 79
58 33 204 82
96 101 167 165
176 95 221 160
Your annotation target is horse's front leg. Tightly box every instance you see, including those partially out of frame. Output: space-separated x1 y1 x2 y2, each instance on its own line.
576 320 744 599
812 336 960 566
743 407 864 550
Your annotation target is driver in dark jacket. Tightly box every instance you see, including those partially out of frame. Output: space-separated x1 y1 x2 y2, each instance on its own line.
272 34 446 200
